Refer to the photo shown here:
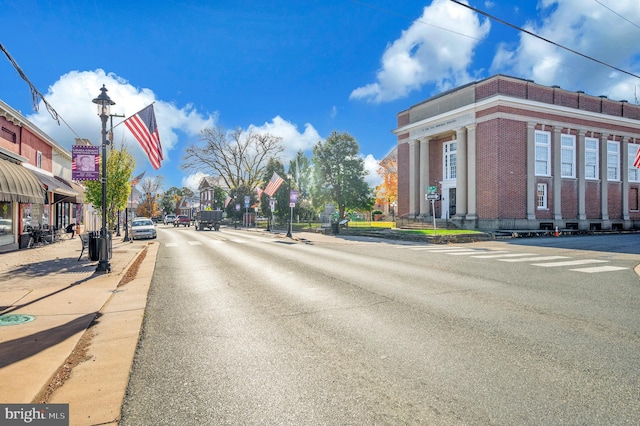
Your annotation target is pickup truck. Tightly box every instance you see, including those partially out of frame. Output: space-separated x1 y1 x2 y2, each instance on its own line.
195 210 223 231
173 215 191 227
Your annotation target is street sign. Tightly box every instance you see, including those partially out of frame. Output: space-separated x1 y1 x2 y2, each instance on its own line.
426 193 440 201
427 185 437 194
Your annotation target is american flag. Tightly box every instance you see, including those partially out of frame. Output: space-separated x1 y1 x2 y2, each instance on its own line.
124 104 163 170
256 186 264 199
224 195 232 208
634 145 640 169
263 172 284 197
129 171 145 187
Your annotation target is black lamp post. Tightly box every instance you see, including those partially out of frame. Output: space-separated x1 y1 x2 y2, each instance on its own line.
92 85 115 273
286 174 292 238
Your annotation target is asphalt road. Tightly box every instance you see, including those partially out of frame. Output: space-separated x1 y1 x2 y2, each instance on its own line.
120 227 640 425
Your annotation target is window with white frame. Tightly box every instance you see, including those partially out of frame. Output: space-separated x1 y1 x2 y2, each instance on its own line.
629 144 640 182
607 141 620 181
585 137 599 179
561 134 576 178
536 183 547 209
444 141 457 181
535 130 551 176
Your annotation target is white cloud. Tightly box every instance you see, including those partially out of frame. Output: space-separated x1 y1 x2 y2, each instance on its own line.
490 0 640 100
362 154 382 187
26 69 217 172
247 115 321 161
350 0 491 103
182 171 209 192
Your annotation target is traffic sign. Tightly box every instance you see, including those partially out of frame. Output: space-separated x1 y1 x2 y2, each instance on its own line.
426 193 440 201
427 185 437 194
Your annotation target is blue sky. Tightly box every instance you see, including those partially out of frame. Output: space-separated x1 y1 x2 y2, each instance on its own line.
2 0 639 191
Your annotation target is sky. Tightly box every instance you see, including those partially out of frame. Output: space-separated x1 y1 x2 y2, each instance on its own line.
2 0 640 192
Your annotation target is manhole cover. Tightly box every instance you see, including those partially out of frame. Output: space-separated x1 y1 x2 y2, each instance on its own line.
0 314 36 326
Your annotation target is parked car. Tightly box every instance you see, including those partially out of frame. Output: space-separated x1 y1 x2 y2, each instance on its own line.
173 215 191 227
131 217 157 240
163 214 176 225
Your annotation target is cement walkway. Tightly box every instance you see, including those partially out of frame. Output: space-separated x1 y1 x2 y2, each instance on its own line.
0 235 158 426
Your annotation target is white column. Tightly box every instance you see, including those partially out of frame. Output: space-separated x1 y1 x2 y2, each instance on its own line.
456 128 467 218
419 138 430 216
409 140 419 216
466 124 477 220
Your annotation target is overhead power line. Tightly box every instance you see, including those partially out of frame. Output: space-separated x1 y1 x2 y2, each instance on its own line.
448 0 640 81
594 0 640 31
0 43 82 139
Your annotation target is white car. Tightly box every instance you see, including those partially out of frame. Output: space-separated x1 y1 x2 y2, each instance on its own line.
163 214 176 225
131 217 157 240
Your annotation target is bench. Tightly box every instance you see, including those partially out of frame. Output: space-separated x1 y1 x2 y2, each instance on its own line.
78 234 90 261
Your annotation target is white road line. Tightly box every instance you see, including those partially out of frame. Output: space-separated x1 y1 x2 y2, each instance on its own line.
569 266 629 273
409 246 460 251
499 256 570 263
188 241 203 245
473 253 533 259
447 250 489 256
165 242 178 247
532 259 607 267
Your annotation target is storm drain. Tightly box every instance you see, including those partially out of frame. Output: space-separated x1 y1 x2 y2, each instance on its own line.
0 314 36 326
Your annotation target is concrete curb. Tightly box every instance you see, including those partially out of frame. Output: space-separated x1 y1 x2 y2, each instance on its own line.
44 240 158 426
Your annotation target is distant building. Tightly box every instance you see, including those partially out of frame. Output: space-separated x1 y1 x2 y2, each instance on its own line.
393 74 640 231
198 176 227 210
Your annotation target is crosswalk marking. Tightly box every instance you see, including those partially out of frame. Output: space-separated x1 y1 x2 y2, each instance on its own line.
165 242 178 247
447 250 489 256
499 256 569 263
570 266 629 273
532 259 607 267
473 253 533 259
188 241 203 246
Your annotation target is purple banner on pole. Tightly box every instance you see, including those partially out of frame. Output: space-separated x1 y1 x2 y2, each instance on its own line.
72 146 100 181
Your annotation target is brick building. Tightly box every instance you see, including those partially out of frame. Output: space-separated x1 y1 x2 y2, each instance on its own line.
393 74 640 231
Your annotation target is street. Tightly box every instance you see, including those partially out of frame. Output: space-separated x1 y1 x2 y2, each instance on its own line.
120 226 640 425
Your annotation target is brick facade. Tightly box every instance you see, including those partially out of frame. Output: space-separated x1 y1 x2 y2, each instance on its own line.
394 75 640 231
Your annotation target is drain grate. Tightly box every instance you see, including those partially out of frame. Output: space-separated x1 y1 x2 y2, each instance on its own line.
0 314 36 326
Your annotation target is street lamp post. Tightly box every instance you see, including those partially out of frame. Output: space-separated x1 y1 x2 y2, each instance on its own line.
286 175 292 238
92 85 115 273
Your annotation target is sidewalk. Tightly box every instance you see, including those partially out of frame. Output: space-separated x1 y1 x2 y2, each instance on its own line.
0 234 158 426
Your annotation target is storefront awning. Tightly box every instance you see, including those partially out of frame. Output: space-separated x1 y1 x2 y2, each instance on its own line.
55 177 86 204
0 159 46 204
31 169 77 197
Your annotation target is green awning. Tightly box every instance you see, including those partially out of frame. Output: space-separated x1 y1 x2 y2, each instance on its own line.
0 159 45 204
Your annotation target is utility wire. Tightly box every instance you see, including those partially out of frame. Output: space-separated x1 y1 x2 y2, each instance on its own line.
448 0 640 81
0 43 83 139
594 0 640 31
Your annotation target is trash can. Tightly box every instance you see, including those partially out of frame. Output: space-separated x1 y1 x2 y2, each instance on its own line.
331 222 340 234
88 231 100 261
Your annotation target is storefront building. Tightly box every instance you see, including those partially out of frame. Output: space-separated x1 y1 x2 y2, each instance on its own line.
0 100 86 252
393 74 640 231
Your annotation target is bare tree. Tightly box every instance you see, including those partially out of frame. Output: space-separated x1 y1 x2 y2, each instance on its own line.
137 176 164 218
182 126 284 191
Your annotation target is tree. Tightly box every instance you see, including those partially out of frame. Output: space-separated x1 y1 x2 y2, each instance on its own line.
83 145 135 230
312 131 374 220
182 126 284 193
136 176 163 218
376 150 397 207
288 150 314 222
